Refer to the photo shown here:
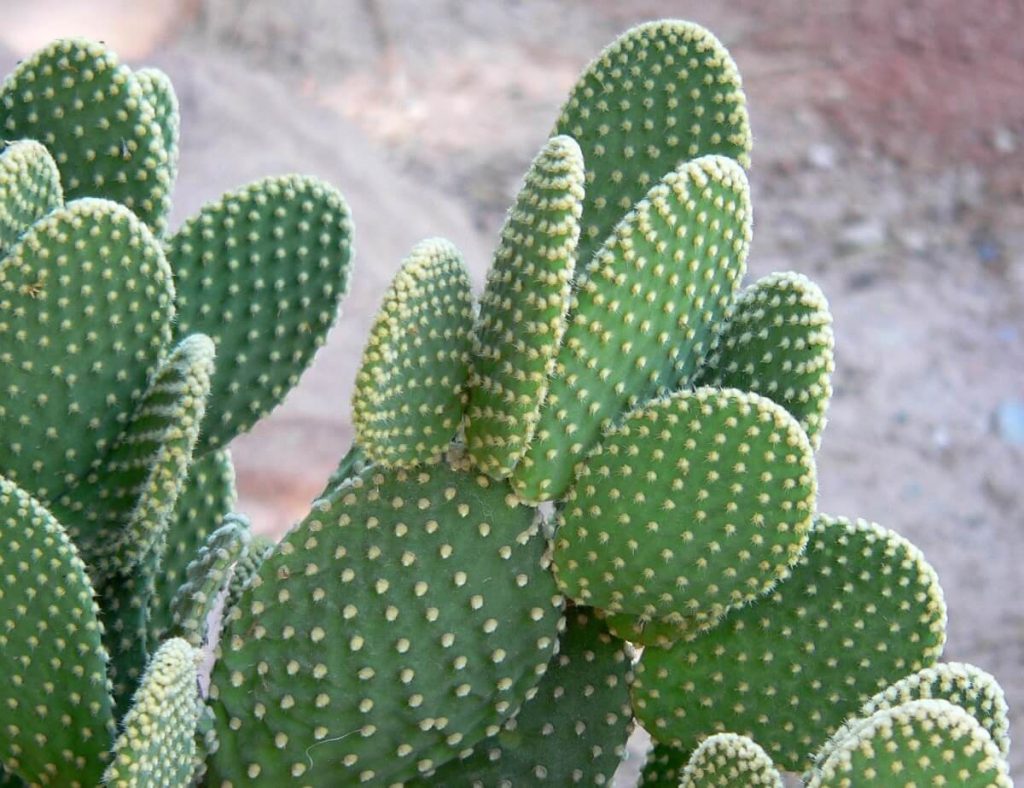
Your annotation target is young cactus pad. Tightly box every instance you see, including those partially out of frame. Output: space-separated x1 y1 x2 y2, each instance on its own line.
807 699 1011 787
0 476 115 786
166 174 354 452
679 733 783 788
512 155 752 502
352 238 474 467
554 387 816 642
465 135 584 478
0 39 173 232
631 515 948 772
207 461 563 785
0 198 175 504
0 140 63 255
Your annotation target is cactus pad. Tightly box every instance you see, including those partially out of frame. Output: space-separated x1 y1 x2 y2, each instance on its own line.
512 155 751 501
353 238 474 467
134 68 180 209
465 135 584 478
167 174 354 452
103 638 202 787
223 532 275 617
422 607 634 785
0 39 173 232
807 699 1011 787
0 476 115 785
0 140 63 255
171 515 251 647
639 743 690 787
555 387 815 643
679 734 783 788
207 461 563 785
0 198 175 504
694 272 834 448
554 20 752 265
631 515 948 772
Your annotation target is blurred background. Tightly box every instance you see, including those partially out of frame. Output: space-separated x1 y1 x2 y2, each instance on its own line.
2 0 1022 780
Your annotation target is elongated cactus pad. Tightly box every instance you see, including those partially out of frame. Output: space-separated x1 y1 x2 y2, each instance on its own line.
694 272 834 448
0 198 175 504
65 333 216 578
0 39 173 232
0 140 63 255
465 135 584 478
632 515 948 773
852 662 1010 760
319 443 372 499
223 532 275 617
513 155 751 502
807 699 1011 787
353 238 474 467
150 448 237 642
679 734 783 788
171 516 251 647
103 638 202 788
134 68 180 209
639 743 690 787
555 20 752 266
207 462 563 785
422 607 634 786
167 174 354 452
0 476 115 786
556 387 815 644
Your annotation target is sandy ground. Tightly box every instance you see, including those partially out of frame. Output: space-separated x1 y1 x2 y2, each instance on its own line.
3 0 1023 781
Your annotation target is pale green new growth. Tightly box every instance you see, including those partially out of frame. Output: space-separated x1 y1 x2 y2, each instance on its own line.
0 140 63 255
680 734 783 788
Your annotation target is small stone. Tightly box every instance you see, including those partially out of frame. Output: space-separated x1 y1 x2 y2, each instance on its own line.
806 143 837 170
992 126 1017 155
836 218 886 253
994 400 1024 445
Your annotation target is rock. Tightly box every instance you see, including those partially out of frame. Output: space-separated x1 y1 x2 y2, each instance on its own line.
992 126 1017 155
807 142 837 170
836 218 887 253
994 400 1024 445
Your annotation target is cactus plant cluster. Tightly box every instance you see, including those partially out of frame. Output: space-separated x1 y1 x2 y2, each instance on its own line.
0 20 1013 788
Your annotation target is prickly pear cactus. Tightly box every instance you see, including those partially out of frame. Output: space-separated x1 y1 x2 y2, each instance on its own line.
679 734 783 788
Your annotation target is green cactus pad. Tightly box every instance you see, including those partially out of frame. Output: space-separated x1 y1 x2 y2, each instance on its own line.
223 532 275 617
679 733 783 788
555 387 815 644
134 68 179 209
0 197 175 504
0 476 115 786
639 743 690 787
807 699 1011 787
318 443 371 499
421 607 634 786
167 174 354 452
150 448 237 642
512 155 751 502
853 662 1010 760
465 135 584 478
207 461 563 785
0 39 173 232
66 333 215 578
631 515 948 773
171 515 251 647
555 20 752 266
0 140 63 255
103 638 202 787
352 238 474 467
694 272 834 448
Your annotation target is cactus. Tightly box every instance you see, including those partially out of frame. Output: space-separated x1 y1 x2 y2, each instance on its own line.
0 18 1014 788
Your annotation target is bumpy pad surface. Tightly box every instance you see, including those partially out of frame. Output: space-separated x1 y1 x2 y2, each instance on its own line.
0 198 174 504
0 477 114 785
694 271 834 448
679 733 782 788
554 20 752 266
632 515 948 773
639 743 690 787
103 638 201 787
149 448 236 641
167 174 354 452
133 68 179 210
223 532 275 617
808 699 1011 787
171 516 251 647
513 156 751 502
0 140 62 255
853 662 1010 760
353 238 474 467
65 333 215 577
556 387 815 643
465 135 584 478
0 39 173 232
422 607 633 785
207 462 563 785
